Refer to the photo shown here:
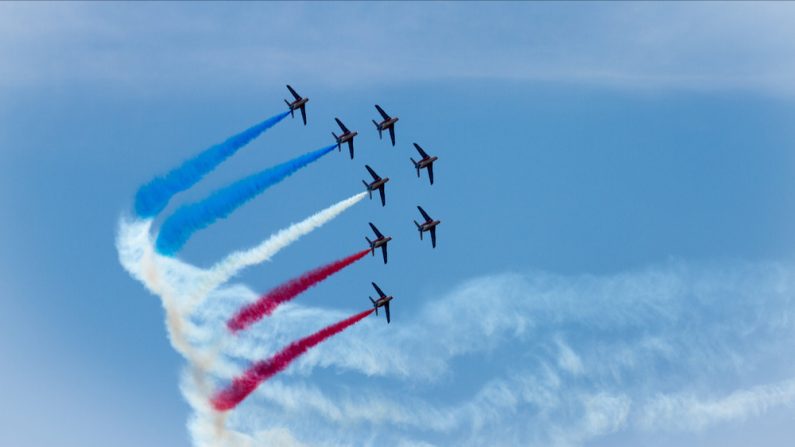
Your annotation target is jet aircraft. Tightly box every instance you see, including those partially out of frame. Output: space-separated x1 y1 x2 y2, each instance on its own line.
365 222 391 264
362 165 389 206
369 282 394 324
284 85 309 125
372 104 399 146
410 143 439 185
414 206 441 248
332 118 358 159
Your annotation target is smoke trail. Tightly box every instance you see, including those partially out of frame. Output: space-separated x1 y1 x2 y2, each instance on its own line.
212 309 375 411
228 249 370 332
155 144 337 256
188 192 368 308
134 111 290 218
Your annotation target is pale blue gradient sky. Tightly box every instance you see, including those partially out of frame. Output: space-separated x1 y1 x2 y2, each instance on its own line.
1 3 795 446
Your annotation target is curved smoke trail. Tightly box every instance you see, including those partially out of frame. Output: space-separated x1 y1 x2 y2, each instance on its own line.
228 249 370 333
134 111 290 218
155 143 337 256
212 309 375 412
187 192 368 308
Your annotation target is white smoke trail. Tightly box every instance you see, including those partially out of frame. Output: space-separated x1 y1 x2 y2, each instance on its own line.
116 191 367 447
186 192 368 311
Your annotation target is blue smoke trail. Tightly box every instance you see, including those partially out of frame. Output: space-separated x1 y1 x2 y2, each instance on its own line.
155 144 337 256
134 111 291 218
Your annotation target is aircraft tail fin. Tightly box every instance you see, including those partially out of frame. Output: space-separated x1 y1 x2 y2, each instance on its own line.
369 296 378 315
373 120 382 139
365 237 374 255
414 220 423 239
363 180 372 199
285 100 294 117
332 132 340 151
410 158 420 177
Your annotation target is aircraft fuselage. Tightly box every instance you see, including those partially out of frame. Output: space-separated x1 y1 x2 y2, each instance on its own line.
378 117 399 130
337 130 358 143
372 236 392 250
288 97 308 110
418 156 438 169
421 220 441 232
368 178 389 191
374 295 393 308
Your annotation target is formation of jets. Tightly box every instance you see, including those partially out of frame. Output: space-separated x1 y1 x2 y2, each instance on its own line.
285 85 443 324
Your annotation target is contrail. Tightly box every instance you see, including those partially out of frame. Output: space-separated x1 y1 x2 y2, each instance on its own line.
211 309 375 411
228 249 371 333
188 192 368 308
155 143 337 256
134 111 290 218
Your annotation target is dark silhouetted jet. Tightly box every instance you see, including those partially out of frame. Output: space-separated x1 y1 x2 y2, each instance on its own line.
369 282 394 324
362 165 389 206
410 143 439 185
284 85 309 125
365 222 391 264
372 104 398 146
332 118 358 159
414 206 441 248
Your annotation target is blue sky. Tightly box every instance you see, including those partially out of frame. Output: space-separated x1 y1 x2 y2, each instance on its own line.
2 3 795 446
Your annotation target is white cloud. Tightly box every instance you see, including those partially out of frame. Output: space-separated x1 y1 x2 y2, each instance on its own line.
638 377 795 432
190 260 795 446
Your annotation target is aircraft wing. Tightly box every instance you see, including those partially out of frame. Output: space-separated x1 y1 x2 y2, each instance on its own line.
381 244 388 264
384 301 391 324
335 118 349 133
413 143 429 158
418 205 432 222
430 226 437 248
347 139 354 159
365 165 380 180
427 162 434 185
372 282 386 298
388 126 396 146
287 84 301 100
369 222 384 238
375 104 390 120
299 105 307 125
379 185 386 206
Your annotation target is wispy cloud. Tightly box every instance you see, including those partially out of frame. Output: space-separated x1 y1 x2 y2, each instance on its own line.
638 377 795 432
158 254 795 446
4 3 795 95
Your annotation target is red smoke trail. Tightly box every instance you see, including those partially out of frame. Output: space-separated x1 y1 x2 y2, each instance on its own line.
212 308 375 411
228 249 370 333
